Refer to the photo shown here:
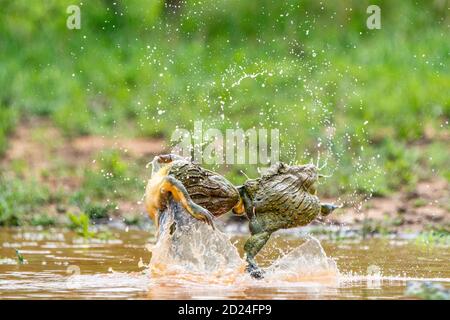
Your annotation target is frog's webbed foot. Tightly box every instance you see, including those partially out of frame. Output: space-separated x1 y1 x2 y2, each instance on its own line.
320 203 341 216
246 262 265 279
161 175 215 229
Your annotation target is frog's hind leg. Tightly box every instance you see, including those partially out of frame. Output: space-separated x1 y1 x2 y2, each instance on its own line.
160 175 215 229
244 230 272 279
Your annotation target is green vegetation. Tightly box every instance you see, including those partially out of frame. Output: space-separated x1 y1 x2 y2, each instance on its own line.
0 177 51 226
15 249 25 265
361 214 404 238
84 203 115 220
82 150 143 199
414 228 450 247
123 214 143 226
70 191 117 220
0 107 18 156
30 214 56 227
405 281 450 300
67 212 118 240
67 212 96 239
0 1 448 227
413 198 428 208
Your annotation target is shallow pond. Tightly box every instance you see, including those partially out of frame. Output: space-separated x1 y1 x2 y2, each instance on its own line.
0 227 448 299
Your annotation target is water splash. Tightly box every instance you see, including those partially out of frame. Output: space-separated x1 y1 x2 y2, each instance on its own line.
264 236 339 283
148 206 339 285
148 206 245 282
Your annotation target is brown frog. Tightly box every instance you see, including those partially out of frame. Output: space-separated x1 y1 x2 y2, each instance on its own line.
144 154 244 235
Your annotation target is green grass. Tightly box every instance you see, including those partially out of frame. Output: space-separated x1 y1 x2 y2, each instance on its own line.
0 106 18 156
81 150 145 199
0 177 51 226
70 190 118 220
30 214 56 227
84 203 115 220
405 281 449 300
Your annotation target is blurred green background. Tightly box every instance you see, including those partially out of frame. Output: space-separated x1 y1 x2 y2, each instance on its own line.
0 1 449 227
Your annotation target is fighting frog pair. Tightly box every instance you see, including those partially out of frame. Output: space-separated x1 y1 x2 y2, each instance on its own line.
145 154 339 279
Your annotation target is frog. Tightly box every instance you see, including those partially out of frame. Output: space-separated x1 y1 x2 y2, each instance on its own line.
144 154 244 236
235 162 339 278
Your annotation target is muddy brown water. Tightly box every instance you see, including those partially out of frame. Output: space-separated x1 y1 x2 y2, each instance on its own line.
0 227 448 299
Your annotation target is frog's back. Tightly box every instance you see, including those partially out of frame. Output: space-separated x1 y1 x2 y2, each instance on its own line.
169 161 240 217
247 164 321 228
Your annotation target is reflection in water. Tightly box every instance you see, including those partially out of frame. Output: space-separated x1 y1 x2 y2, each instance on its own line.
0 227 448 299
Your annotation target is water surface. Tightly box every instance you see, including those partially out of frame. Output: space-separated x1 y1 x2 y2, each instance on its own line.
0 227 448 299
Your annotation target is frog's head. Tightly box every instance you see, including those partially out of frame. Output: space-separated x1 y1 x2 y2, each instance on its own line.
287 163 319 194
148 154 189 177
262 161 329 195
262 162 321 194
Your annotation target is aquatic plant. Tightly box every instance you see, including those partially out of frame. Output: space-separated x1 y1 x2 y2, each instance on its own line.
15 249 24 265
67 213 95 239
